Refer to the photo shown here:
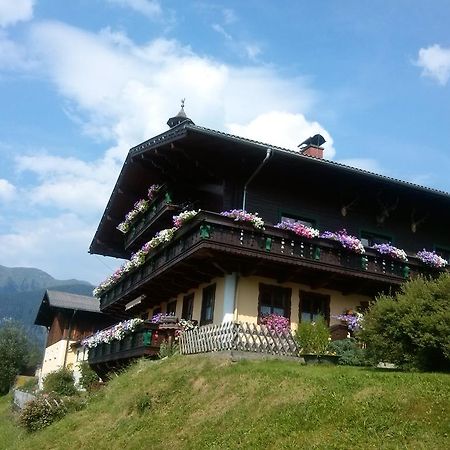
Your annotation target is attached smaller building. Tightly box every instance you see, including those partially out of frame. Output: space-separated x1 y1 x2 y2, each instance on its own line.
34 290 114 389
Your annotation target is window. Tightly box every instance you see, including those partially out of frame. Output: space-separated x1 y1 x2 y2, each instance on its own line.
299 291 330 324
200 284 216 325
360 231 391 247
258 284 291 320
166 300 177 315
182 293 194 320
281 214 315 229
435 247 450 263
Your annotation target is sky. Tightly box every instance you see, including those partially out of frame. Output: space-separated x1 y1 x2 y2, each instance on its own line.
0 0 449 285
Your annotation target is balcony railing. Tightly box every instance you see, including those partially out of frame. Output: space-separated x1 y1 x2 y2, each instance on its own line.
123 189 181 250
99 212 440 310
87 322 177 365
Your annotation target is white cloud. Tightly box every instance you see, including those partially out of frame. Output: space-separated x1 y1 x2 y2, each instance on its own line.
15 152 121 215
337 158 384 173
105 0 161 19
0 178 16 200
0 0 34 28
0 213 113 283
0 20 336 283
416 44 450 86
227 111 335 159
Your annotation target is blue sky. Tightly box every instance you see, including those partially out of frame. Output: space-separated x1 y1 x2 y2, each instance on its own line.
0 0 449 284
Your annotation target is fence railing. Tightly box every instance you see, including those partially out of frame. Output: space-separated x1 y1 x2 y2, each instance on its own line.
179 322 299 358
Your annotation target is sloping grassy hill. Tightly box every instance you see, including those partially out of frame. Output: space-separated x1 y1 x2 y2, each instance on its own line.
2 356 450 449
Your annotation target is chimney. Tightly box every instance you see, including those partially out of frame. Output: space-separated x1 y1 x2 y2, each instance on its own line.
298 134 326 159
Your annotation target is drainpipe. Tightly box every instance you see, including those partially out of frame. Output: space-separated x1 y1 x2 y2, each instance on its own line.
242 148 273 211
63 310 77 369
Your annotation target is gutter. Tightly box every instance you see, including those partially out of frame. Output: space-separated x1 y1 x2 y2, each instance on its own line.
242 148 273 210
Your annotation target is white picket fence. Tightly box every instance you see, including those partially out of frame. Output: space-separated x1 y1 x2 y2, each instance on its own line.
179 322 299 357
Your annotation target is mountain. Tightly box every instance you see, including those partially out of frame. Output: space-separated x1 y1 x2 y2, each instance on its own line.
0 265 94 345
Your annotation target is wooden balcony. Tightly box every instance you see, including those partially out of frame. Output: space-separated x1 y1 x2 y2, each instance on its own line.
123 189 181 252
99 212 441 314
88 322 178 376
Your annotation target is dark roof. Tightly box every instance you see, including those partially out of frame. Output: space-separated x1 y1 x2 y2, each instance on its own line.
89 119 450 257
130 120 449 198
34 290 101 327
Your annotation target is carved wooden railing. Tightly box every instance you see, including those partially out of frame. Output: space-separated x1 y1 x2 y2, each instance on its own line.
99 212 437 310
123 188 181 250
179 322 299 357
87 322 177 364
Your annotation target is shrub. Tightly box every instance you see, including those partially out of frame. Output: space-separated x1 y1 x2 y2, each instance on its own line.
328 338 366 366
158 340 179 359
19 395 67 431
295 317 330 355
79 362 100 392
360 273 450 371
43 368 77 396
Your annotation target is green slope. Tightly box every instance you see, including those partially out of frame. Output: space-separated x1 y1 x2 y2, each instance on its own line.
2 356 450 449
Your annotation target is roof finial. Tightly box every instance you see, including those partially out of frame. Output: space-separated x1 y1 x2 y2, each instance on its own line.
167 98 193 128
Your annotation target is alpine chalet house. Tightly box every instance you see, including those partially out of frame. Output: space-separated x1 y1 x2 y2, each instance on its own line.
34 290 113 388
87 104 449 362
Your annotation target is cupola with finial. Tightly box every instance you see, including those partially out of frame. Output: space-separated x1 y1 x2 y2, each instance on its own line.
167 98 194 128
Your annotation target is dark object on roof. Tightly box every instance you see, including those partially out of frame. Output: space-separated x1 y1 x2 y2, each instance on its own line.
167 99 194 128
34 290 101 327
299 134 326 148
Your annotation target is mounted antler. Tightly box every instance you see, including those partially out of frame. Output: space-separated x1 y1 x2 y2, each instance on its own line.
376 194 399 225
410 209 429 233
340 196 359 217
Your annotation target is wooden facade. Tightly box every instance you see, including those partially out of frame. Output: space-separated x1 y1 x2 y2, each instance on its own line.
87 109 450 362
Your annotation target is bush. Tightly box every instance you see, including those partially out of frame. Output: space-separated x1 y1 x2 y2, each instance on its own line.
19 394 87 432
360 273 450 371
295 317 330 355
79 362 100 392
158 340 179 359
328 338 366 366
19 395 67 431
43 368 77 396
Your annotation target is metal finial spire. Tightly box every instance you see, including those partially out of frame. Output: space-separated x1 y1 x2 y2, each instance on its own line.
181 98 185 109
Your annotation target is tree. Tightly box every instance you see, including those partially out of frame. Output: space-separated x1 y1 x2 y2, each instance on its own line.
0 320 32 394
360 273 450 371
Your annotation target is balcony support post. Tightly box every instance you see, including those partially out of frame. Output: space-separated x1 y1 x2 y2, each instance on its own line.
223 272 238 323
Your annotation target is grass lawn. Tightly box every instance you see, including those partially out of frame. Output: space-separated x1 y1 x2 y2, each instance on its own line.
1 356 449 449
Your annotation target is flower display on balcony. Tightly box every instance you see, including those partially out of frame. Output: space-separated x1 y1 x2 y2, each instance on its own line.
372 243 408 262
220 209 265 229
320 229 365 254
173 210 199 228
81 318 144 348
150 313 176 324
334 312 364 332
416 249 448 268
116 199 149 234
274 220 319 239
260 314 290 334
147 184 161 201
94 227 177 297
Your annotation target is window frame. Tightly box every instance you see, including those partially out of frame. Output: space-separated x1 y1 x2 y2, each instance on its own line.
166 300 177 315
298 291 330 325
200 284 216 325
257 283 292 321
280 212 317 229
360 229 392 247
182 293 194 320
